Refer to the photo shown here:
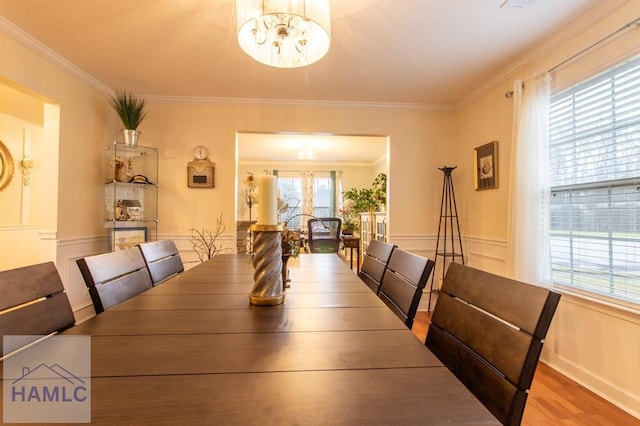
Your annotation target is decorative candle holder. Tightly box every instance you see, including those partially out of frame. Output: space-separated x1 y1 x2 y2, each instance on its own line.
249 224 285 305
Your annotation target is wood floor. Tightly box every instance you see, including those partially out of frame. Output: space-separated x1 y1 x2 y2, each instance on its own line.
412 312 640 425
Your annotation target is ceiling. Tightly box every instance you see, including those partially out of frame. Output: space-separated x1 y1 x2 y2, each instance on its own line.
238 132 387 165
0 0 610 162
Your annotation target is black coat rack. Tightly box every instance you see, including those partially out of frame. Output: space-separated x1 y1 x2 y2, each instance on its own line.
428 166 465 311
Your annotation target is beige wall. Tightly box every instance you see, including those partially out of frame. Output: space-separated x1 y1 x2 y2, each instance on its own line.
141 101 454 240
1 0 639 418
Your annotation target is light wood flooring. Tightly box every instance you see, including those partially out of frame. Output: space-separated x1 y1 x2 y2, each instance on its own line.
412 311 640 425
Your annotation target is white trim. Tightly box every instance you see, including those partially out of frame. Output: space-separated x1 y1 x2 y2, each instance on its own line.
0 112 42 129
553 287 640 322
457 0 628 108
38 230 57 240
0 15 111 96
147 95 454 112
0 16 453 111
543 353 640 421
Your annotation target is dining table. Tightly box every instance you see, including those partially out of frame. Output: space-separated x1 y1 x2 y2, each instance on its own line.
54 253 497 424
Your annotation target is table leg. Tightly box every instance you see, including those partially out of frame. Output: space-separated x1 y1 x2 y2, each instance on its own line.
349 248 353 270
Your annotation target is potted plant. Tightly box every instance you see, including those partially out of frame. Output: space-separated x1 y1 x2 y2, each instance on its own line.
343 187 378 214
338 203 359 235
372 172 387 211
108 89 148 145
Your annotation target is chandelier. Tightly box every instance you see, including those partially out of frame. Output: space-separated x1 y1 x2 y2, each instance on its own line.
236 0 331 68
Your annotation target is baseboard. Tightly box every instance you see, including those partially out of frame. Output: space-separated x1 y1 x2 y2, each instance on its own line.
542 351 640 420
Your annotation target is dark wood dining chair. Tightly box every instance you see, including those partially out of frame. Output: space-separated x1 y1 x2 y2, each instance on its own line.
76 247 153 314
138 239 184 285
425 263 561 426
377 248 434 329
358 239 396 293
0 262 76 357
307 217 342 253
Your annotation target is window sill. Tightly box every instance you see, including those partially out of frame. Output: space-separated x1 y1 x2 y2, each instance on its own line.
553 285 640 325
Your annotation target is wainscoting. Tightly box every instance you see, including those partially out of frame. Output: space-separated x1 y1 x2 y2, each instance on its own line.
391 233 507 311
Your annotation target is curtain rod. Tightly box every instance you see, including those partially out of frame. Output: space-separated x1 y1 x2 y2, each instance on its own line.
506 17 640 98
547 16 640 74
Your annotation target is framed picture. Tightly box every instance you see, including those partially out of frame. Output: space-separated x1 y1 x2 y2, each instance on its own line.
474 141 498 190
110 227 147 251
187 160 215 188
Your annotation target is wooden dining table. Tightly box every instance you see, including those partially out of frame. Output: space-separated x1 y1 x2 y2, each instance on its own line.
58 253 498 424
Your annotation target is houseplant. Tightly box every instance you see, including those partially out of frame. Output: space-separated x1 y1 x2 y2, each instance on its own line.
108 89 148 145
372 172 387 210
338 202 359 235
343 187 378 214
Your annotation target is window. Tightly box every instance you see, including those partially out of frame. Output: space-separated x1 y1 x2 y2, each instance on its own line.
312 174 332 217
276 171 336 229
277 174 303 226
549 57 640 305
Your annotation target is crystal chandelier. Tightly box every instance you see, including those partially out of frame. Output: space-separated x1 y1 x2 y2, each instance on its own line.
237 0 331 68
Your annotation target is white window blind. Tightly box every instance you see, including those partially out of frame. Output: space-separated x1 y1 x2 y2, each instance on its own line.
549 56 640 305
312 174 332 217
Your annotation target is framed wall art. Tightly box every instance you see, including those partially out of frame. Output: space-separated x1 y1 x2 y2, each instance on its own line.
474 141 498 190
187 160 215 188
0 140 14 191
110 227 147 251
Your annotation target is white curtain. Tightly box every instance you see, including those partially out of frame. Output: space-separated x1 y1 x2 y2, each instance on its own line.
336 171 344 213
506 72 552 285
301 170 314 218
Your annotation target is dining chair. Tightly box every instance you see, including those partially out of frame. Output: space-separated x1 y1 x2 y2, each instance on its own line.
0 262 76 357
76 247 153 314
358 239 396 293
138 239 184 285
425 262 561 426
377 249 434 329
307 217 342 253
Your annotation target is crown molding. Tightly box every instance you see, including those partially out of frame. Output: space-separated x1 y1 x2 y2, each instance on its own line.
456 0 629 108
0 15 456 112
146 94 456 112
3 1 625 112
0 15 112 96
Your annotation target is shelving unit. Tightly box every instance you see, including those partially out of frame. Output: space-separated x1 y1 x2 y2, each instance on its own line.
427 166 464 310
359 212 387 255
104 142 158 251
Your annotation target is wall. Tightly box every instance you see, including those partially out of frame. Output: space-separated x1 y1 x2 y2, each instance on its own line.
142 101 454 243
455 1 640 417
0 29 113 320
0 110 45 270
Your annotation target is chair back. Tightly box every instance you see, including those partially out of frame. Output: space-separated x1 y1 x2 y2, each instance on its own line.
76 247 153 314
0 262 75 356
138 239 184 285
377 249 434 328
425 263 561 426
307 217 342 253
358 239 396 293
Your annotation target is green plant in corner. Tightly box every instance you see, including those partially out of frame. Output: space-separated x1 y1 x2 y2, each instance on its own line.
108 89 148 130
343 187 378 213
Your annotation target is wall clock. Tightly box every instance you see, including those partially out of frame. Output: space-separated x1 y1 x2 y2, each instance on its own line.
187 146 215 188
0 140 14 191
193 145 209 161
